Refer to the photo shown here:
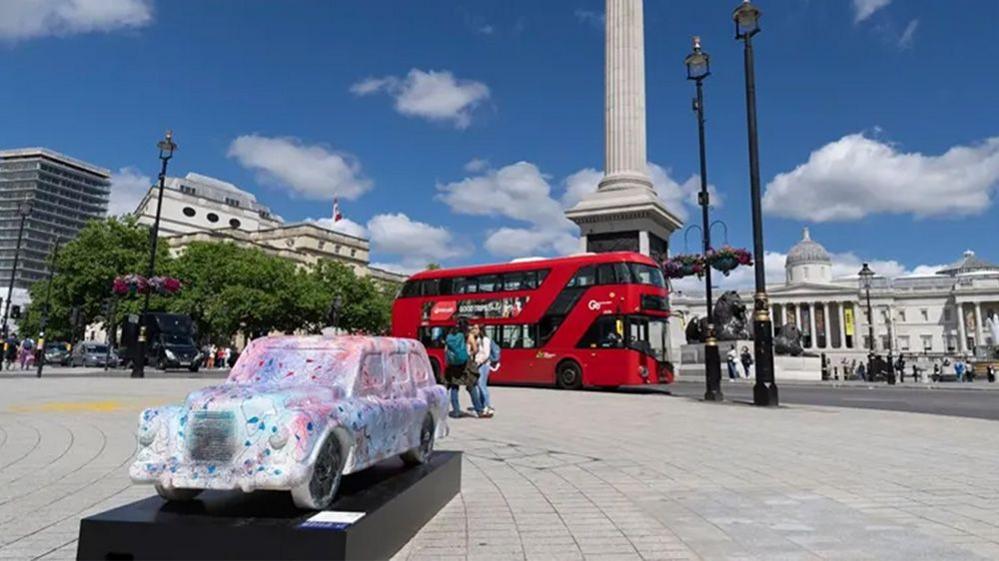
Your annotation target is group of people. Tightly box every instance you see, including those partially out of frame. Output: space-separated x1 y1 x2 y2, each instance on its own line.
443 319 499 419
2 334 36 370
201 344 236 369
725 346 754 379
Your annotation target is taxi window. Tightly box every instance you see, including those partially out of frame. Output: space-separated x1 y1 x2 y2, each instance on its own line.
358 353 386 395
386 352 413 397
408 352 432 386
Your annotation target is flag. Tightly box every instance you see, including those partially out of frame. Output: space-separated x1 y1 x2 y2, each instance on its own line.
332 198 342 222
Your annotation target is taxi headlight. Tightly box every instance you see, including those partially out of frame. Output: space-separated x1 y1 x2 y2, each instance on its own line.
269 427 289 449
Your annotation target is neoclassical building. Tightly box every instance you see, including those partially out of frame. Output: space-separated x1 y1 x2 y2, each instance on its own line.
670 229 999 366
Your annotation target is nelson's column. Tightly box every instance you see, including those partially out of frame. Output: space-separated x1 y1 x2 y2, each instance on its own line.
566 0 683 260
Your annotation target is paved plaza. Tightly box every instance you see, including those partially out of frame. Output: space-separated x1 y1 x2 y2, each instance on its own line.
2 377 999 560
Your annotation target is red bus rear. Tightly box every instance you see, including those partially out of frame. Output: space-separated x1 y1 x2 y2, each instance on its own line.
390 252 673 389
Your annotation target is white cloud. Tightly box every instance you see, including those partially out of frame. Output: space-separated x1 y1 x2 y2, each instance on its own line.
227 134 372 201
367 213 470 271
350 69 490 129
763 134 999 222
574 9 604 30
763 133 999 222
308 217 368 239
107 166 150 216
852 0 892 23
464 158 489 173
484 227 581 258
0 0 152 41
897 18 918 49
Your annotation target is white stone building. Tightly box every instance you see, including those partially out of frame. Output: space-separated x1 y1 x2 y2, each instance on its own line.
670 229 999 373
132 172 405 284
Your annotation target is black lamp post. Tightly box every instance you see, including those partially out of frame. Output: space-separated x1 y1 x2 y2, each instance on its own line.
330 295 344 331
36 238 60 378
2 200 32 341
685 36 722 401
132 131 177 378
859 263 875 382
733 0 777 406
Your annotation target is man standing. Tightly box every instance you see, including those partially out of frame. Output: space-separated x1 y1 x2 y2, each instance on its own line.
726 347 739 380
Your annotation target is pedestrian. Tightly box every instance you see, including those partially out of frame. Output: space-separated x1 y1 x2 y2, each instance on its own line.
955 358 966 383
443 320 481 418
739 346 753 378
206 344 216 369
856 361 866 382
19 337 34 370
933 361 941 382
987 364 996 383
223 346 233 369
474 325 496 418
5 335 18 370
912 363 920 383
896 355 906 383
967 362 976 383
726 347 738 380
216 346 226 369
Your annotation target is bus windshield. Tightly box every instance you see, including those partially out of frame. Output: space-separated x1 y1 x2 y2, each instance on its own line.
627 316 668 361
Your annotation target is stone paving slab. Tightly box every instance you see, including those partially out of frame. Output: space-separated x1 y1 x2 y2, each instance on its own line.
1 378 998 560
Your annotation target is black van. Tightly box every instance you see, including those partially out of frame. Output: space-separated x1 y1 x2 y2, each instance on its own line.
122 313 202 372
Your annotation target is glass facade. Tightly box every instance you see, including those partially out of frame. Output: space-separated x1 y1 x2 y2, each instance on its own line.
0 150 110 289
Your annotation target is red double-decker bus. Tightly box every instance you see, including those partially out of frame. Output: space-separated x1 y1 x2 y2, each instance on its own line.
391 252 673 389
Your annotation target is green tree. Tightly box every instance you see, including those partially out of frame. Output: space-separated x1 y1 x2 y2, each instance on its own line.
20 216 170 341
311 261 394 334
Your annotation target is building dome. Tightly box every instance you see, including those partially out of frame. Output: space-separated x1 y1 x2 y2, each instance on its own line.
786 227 831 267
786 227 832 284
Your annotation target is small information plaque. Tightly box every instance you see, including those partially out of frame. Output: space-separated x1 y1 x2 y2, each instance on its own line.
299 511 366 530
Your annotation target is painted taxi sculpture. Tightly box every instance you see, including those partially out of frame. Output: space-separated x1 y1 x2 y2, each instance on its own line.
130 336 448 510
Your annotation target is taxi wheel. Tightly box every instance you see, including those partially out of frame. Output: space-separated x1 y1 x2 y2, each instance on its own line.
154 483 202 502
401 414 435 466
292 435 343 510
556 361 583 390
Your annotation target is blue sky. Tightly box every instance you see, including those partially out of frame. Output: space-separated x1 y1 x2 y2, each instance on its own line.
1 0 997 280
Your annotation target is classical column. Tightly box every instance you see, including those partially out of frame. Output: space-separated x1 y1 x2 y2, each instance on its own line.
837 303 846 348
956 302 966 353
809 303 817 349
974 302 984 350
599 0 654 193
822 302 830 349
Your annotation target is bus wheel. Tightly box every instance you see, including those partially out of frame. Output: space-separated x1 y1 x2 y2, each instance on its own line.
556 361 583 390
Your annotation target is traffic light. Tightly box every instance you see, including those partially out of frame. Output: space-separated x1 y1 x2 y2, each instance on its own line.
11 305 21 319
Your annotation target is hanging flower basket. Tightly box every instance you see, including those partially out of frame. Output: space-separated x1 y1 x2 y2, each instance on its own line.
113 274 182 296
663 254 706 279
707 246 753 276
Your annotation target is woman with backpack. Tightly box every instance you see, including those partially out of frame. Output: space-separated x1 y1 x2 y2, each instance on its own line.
443 320 483 418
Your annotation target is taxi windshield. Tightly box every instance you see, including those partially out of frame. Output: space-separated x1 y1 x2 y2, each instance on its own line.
226 346 357 386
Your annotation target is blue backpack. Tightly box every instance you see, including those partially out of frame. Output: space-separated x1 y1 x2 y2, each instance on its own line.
445 333 468 366
488 339 501 364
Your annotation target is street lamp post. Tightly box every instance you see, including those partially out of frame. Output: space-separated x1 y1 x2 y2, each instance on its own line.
330 296 344 331
2 200 32 341
131 131 177 379
859 263 875 382
685 36 722 402
36 238 60 378
733 0 777 406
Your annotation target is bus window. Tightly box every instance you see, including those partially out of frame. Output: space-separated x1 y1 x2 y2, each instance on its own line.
613 263 632 283
596 264 617 284
629 263 666 288
455 277 478 294
420 279 439 296
482 325 501 345
439 277 453 295
521 325 537 348
400 281 420 298
503 272 525 291
478 275 500 293
501 325 537 349
418 326 446 348
578 316 624 349
627 316 668 360
568 266 596 288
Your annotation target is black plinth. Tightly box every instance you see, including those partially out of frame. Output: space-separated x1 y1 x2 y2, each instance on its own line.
77 451 461 561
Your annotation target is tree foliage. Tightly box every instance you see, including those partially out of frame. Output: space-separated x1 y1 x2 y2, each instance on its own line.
20 217 398 343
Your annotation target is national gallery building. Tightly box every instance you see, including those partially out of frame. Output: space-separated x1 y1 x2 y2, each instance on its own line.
670 229 999 366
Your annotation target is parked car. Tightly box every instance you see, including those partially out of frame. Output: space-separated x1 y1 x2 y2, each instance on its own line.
130 335 448 510
43 341 71 366
69 342 119 368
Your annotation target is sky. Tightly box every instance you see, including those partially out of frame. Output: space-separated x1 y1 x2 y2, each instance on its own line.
1 0 997 284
